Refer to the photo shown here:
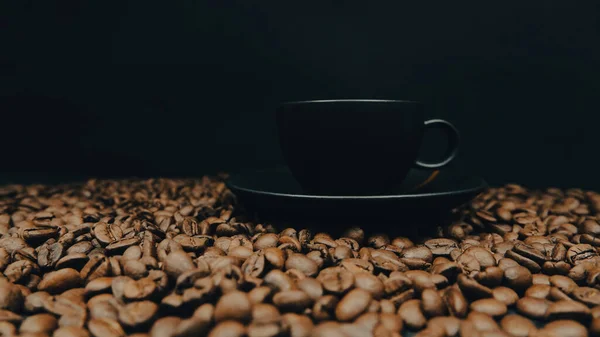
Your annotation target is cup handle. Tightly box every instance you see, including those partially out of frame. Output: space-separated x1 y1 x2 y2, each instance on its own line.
414 119 460 169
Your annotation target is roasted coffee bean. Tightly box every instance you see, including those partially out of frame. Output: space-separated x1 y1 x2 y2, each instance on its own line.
505 250 542 273
466 311 500 332
37 268 82 295
317 267 354 295
402 246 433 263
549 275 578 294
503 266 533 293
549 286 572 301
93 223 123 246
214 291 251 323
443 287 468 318
7 178 600 336
149 317 181 337
545 300 591 322
80 255 109 282
353 272 384 299
20 313 58 334
334 289 371 321
88 318 125 337
470 298 508 318
457 274 493 299
398 299 427 330
424 238 459 256
427 316 460 337
492 286 519 306
118 301 158 328
572 286 600 306
516 297 550 320
285 253 318 277
500 314 537 337
525 284 551 299
273 290 312 313
567 244 598 265
53 326 91 337
420 288 446 317
312 295 338 322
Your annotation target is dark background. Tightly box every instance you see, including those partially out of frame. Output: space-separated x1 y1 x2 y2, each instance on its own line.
1 1 599 189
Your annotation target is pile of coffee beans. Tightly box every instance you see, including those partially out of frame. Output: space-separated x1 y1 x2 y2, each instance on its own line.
1 179 600 337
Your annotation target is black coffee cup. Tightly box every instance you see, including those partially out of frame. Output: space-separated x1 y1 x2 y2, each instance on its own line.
276 99 459 195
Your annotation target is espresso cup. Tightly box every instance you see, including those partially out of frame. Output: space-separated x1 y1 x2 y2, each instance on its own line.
276 99 459 195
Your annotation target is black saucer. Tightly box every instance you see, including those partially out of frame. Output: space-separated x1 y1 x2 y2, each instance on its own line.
226 166 487 230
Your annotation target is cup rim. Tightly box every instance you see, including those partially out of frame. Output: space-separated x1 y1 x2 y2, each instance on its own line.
280 99 420 105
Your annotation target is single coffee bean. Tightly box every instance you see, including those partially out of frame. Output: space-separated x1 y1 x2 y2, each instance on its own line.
273 290 312 313
513 242 547 264
37 268 82 295
214 291 251 323
118 301 158 328
207 321 245 337
172 316 212 337
492 286 519 306
335 288 371 322
87 318 125 337
149 317 181 337
567 244 598 265
549 286 572 301
317 267 354 295
93 223 123 246
424 238 459 256
173 234 213 252
457 274 493 299
525 284 551 299
398 299 427 330
353 272 384 299
37 242 64 269
19 313 58 334
402 246 433 263
474 266 504 288
537 320 588 337
282 313 313 337
367 234 389 249
470 298 508 318
503 266 533 294
545 300 591 322
312 295 339 322
532 273 551 285
263 270 294 292
500 314 537 337
389 289 415 308
443 287 468 318
420 288 446 317
295 278 322 302
0 280 24 312
572 286 600 306
516 296 551 320
55 253 89 271
427 316 460 337
549 275 578 294
80 255 109 282
466 311 500 331
250 303 280 325
105 238 141 255
163 250 196 280
497 258 520 271
505 250 542 273
53 326 91 337
285 254 318 277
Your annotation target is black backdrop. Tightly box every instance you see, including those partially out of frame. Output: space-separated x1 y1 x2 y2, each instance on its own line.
1 1 599 189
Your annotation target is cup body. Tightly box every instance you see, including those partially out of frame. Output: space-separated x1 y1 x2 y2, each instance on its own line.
276 99 426 195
